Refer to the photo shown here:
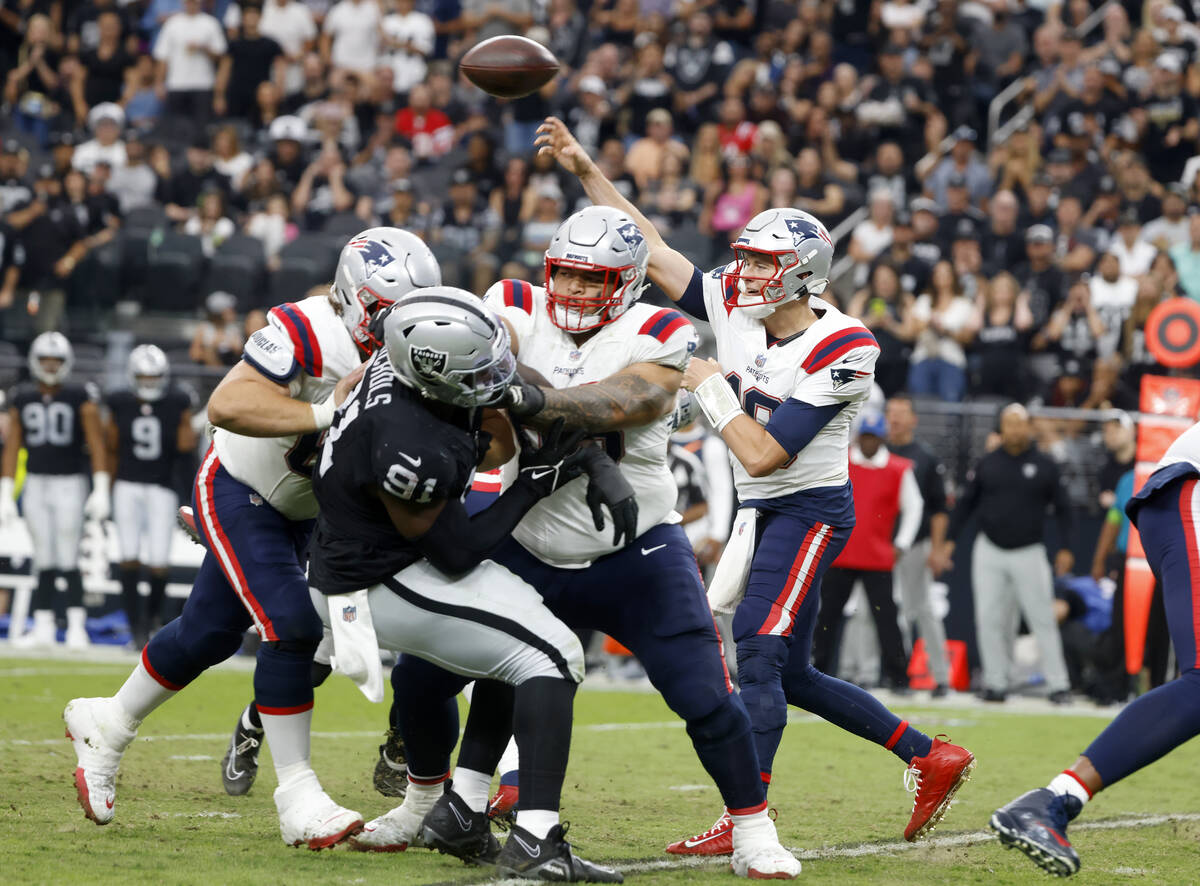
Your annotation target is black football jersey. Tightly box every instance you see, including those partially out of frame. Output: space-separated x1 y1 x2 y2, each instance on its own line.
11 381 97 476
308 348 481 596
108 387 192 487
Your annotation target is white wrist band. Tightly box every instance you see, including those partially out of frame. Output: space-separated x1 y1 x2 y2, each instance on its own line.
0 477 13 500
693 373 743 432
92 471 111 496
310 397 337 431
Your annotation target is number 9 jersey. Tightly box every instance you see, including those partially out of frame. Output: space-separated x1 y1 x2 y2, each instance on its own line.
107 386 194 487
484 279 698 568
211 295 364 520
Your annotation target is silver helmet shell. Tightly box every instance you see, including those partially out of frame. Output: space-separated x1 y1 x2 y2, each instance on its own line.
723 208 835 319
128 344 170 401
28 331 74 386
332 227 441 354
544 206 649 332
384 287 516 408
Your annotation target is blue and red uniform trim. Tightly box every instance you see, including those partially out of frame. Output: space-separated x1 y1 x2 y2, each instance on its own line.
501 279 534 314
801 328 879 374
638 308 690 342
269 303 324 378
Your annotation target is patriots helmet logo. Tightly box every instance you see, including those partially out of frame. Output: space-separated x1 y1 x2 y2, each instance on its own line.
348 237 396 275
342 605 357 623
410 345 448 379
616 221 645 251
784 217 833 248
830 366 870 389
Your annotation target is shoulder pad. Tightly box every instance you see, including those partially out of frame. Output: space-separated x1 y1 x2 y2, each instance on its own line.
801 327 879 374
244 323 301 384
269 302 325 378
485 278 535 314
637 307 691 343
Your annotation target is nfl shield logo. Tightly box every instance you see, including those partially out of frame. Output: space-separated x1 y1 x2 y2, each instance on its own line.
754 354 766 368
342 605 357 623
569 349 582 361
410 345 448 379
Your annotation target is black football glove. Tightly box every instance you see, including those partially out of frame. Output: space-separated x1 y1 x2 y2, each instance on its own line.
502 371 546 418
513 417 588 498
575 446 639 547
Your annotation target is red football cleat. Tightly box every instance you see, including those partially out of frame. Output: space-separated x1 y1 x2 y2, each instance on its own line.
666 810 733 856
903 735 976 841
487 784 519 828
177 506 203 546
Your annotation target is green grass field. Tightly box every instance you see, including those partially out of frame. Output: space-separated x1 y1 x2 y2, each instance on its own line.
3 651 1199 886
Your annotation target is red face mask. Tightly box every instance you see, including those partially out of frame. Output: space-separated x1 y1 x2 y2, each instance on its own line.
544 257 634 331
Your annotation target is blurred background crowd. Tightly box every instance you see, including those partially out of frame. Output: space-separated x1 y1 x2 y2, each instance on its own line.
0 0 1195 700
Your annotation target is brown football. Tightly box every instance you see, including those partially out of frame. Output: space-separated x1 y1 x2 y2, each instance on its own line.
460 35 559 99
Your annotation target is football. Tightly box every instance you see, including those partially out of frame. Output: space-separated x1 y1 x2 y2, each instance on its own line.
459 35 559 99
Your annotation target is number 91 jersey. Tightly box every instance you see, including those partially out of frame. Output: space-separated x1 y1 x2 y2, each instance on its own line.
484 279 698 568
212 295 363 521
107 386 193 487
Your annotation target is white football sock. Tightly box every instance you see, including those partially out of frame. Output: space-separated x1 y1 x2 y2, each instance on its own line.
497 736 520 781
403 773 448 814
516 808 559 840
261 708 313 776
453 767 492 813
113 660 174 726
1048 771 1092 805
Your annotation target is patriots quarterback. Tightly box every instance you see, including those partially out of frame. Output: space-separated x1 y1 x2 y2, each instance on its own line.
0 332 109 649
62 228 437 851
990 420 1200 876
535 116 975 853
105 344 197 648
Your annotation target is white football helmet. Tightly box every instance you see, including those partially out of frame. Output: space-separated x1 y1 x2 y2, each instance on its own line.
385 286 516 408
128 344 169 401
332 227 441 355
544 206 649 332
723 208 835 319
28 331 74 386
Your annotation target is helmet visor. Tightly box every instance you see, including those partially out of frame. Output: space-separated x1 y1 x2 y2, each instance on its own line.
443 347 516 407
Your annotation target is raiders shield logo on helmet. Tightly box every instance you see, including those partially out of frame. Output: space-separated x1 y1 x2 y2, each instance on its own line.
410 345 448 379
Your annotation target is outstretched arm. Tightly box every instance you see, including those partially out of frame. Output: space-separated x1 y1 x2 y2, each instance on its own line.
532 362 680 434
535 117 697 302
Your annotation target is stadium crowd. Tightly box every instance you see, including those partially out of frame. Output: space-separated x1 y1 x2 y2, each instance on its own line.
0 0 1195 407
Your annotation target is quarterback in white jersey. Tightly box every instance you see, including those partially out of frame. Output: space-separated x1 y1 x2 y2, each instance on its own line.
63 228 440 852
535 115 976 855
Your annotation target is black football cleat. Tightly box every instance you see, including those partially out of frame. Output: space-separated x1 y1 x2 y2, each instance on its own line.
990 788 1082 877
220 715 262 796
420 789 500 865
496 823 624 883
373 727 408 798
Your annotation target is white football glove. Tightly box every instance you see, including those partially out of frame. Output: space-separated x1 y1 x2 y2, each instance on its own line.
84 471 111 521
0 477 17 527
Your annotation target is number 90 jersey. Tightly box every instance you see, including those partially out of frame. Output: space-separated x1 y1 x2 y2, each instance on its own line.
697 265 879 519
484 279 698 568
212 295 363 521
10 381 98 476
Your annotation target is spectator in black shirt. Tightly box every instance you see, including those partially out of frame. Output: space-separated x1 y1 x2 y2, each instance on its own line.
941 403 1074 703
291 142 356 231
0 219 24 321
5 14 62 148
887 394 953 695
873 210 932 297
430 166 499 294
1138 54 1199 184
76 11 134 109
1014 224 1065 327
665 11 731 134
157 138 230 225
1098 410 1136 510
980 189 1025 274
215 5 285 121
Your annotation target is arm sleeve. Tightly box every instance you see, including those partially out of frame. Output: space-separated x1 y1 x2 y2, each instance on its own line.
676 265 709 320
895 467 924 551
411 482 542 576
947 465 982 541
762 399 848 457
926 461 948 516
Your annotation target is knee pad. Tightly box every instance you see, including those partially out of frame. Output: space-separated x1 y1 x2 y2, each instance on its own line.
685 695 751 747
736 634 790 688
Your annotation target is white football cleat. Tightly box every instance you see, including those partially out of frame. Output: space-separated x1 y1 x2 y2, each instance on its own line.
274 775 363 850
348 802 428 852
13 609 57 647
64 607 90 650
64 697 137 825
730 816 802 880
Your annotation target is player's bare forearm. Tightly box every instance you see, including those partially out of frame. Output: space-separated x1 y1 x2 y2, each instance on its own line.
719 414 790 478
177 410 197 453
207 362 322 437
1 410 21 479
532 364 679 433
80 401 109 475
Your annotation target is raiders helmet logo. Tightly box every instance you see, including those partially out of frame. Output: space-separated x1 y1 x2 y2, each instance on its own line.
410 345 448 379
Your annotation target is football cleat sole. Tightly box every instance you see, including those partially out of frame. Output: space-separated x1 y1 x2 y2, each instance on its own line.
989 811 1080 878
289 820 363 851
908 755 976 841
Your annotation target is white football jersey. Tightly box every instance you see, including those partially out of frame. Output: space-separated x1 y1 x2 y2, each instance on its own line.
484 279 698 568
213 296 362 520
696 264 879 524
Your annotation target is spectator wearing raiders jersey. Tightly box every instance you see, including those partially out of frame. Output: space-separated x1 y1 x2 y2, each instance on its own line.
105 345 197 648
0 333 110 649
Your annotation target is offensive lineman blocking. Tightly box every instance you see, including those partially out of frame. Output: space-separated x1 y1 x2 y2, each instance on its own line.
535 116 976 853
